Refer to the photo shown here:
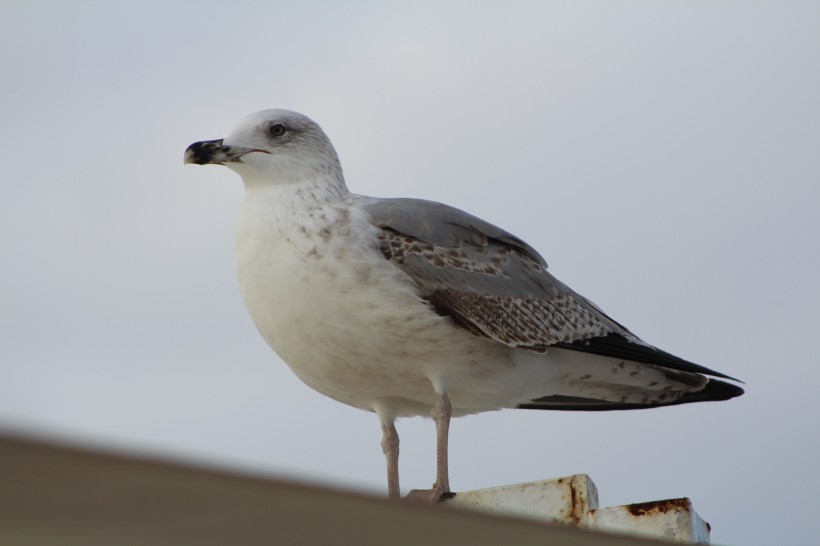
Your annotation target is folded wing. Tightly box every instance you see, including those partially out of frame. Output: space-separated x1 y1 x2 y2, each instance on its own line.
364 197 742 390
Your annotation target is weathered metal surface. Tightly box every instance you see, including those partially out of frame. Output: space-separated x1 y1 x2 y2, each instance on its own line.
446 476 710 544
584 497 711 544
446 474 598 524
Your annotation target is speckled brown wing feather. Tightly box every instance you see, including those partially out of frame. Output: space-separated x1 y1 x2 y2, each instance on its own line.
365 198 638 350
364 197 740 382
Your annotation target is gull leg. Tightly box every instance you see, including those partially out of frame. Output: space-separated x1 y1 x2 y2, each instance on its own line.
380 419 400 500
406 390 454 503
432 390 452 495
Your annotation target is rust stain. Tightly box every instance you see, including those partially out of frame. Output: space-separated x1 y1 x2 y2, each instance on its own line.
626 497 690 517
568 479 582 524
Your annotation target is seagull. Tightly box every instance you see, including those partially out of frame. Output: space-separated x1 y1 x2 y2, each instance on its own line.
184 109 744 502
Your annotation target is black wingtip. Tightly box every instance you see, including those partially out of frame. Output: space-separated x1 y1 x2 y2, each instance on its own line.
518 378 744 412
555 333 743 383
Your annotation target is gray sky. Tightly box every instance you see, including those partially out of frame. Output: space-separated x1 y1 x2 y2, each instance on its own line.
2 2 818 544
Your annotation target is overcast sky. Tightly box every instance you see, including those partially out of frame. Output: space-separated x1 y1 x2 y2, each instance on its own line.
2 2 819 544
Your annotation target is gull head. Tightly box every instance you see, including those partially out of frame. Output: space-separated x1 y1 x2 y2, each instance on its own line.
185 109 344 189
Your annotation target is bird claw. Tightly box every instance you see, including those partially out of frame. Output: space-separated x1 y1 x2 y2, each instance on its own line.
404 484 455 504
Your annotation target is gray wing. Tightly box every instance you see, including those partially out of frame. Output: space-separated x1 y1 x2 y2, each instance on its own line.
364 197 738 380
364 197 635 348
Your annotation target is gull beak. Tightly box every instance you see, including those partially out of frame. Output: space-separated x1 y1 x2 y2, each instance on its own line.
184 139 269 165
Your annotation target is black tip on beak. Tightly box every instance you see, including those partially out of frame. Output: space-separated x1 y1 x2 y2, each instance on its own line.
184 139 226 165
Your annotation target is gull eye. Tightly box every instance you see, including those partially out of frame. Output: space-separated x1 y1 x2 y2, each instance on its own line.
269 123 286 138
